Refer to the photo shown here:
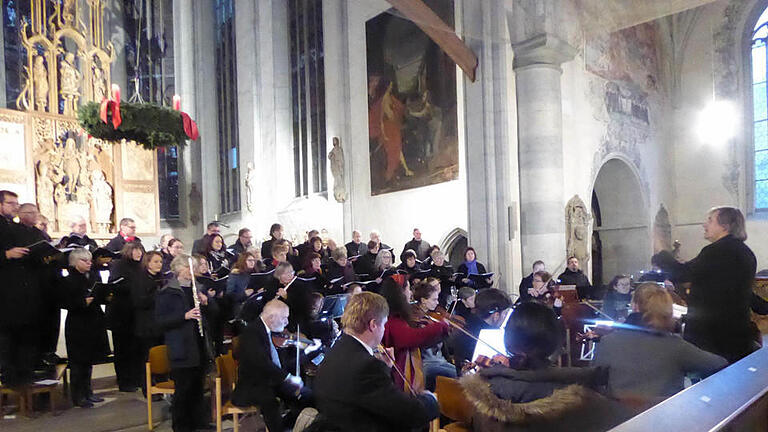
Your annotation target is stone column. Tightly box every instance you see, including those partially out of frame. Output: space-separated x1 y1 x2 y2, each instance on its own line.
514 34 576 273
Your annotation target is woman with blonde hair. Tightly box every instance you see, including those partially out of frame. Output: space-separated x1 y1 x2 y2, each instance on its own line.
594 283 727 399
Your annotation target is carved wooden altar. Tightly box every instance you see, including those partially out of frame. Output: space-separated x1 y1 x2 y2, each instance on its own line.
1 0 160 238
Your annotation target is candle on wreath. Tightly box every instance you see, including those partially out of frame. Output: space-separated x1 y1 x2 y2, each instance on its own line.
111 84 121 103
172 94 181 111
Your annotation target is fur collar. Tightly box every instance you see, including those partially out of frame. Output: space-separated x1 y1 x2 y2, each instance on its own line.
460 372 595 424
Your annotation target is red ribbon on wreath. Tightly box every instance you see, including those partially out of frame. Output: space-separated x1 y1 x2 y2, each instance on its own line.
99 84 122 129
172 95 199 141
180 112 199 141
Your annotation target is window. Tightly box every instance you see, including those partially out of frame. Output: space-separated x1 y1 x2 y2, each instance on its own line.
215 0 240 213
752 7 768 211
289 0 326 197
124 0 179 220
3 0 30 108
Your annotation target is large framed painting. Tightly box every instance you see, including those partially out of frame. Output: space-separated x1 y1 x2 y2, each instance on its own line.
366 1 459 196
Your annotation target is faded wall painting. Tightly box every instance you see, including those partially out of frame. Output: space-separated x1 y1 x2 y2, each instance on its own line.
366 1 459 196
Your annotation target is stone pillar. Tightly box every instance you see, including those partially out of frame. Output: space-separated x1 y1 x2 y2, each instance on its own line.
514 34 576 273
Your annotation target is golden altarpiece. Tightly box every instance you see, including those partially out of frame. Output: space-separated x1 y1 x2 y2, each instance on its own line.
0 0 160 238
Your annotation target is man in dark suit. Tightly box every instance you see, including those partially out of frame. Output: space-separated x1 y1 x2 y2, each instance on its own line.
314 292 439 431
232 299 310 432
105 217 142 252
655 206 758 363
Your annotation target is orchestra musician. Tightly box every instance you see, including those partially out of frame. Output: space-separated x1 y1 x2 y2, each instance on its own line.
449 288 511 375
412 279 457 390
459 301 632 432
594 283 727 400
155 255 217 432
380 276 449 391
314 292 440 431
452 287 476 322
518 260 545 299
232 299 312 432
601 274 633 321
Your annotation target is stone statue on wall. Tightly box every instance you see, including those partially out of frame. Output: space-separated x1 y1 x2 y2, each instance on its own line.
35 160 56 223
566 195 591 265
62 137 81 194
60 52 80 116
90 169 113 233
328 136 347 203
653 204 672 253
92 65 106 101
189 183 202 226
33 56 49 111
245 162 256 213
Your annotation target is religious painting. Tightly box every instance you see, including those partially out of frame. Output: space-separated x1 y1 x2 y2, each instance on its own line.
585 21 661 95
365 1 459 196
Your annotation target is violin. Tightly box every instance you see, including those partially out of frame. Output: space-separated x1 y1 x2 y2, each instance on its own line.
271 331 314 349
375 344 417 397
425 306 467 331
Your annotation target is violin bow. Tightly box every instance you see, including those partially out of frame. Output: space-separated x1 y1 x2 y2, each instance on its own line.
295 324 300 377
423 312 509 358
376 344 417 397
581 300 616 321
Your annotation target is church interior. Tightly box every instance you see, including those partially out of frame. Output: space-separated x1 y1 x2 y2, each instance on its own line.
2 0 768 431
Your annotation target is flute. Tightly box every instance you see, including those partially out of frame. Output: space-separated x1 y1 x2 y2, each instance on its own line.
188 257 205 337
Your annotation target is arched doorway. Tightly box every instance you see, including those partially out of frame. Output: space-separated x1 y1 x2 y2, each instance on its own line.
591 158 650 288
441 228 468 269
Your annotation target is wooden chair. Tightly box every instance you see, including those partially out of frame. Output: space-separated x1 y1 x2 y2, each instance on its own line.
214 352 265 432
430 376 473 432
146 345 175 431
0 363 67 418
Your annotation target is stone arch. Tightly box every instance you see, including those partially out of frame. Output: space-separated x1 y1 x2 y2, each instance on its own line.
440 227 468 268
590 157 651 287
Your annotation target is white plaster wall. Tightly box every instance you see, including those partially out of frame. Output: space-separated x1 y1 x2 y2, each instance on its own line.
672 0 768 269
558 33 674 279
338 0 469 259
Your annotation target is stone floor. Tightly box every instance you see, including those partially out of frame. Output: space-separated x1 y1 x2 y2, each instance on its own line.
0 371 264 432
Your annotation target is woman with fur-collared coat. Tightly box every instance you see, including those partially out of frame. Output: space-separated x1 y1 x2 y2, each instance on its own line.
460 302 631 431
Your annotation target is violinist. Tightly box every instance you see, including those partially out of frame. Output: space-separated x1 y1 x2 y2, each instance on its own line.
594 283 727 400
232 299 312 432
449 288 511 375
601 274 632 321
155 255 218 432
307 292 340 347
451 287 476 322
412 279 457 390
515 271 563 314
314 292 439 431
459 301 632 431
380 276 449 391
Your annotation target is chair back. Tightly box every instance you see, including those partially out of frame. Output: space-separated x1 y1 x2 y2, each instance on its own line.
435 376 473 424
148 345 171 375
216 352 237 390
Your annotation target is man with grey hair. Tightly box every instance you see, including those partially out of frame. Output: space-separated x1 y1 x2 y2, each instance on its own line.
58 216 99 250
345 229 367 258
654 206 757 363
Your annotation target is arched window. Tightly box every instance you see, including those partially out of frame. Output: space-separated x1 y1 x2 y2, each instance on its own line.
752 7 768 211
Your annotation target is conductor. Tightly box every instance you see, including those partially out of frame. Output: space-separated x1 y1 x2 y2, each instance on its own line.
653 206 758 363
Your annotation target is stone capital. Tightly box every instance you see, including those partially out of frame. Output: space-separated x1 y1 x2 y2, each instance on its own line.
512 33 577 70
